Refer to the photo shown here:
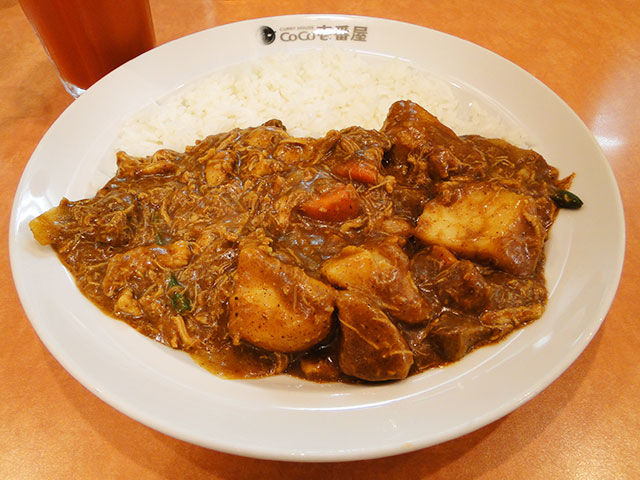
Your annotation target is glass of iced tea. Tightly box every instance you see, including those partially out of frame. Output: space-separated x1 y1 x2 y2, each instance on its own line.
19 0 156 98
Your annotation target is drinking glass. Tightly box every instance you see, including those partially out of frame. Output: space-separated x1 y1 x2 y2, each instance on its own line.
19 0 156 98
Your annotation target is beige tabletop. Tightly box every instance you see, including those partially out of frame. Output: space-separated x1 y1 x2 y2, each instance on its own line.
1 0 639 478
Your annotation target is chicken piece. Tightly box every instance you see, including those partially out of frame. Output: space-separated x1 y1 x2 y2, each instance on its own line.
336 291 413 381
228 247 336 352
137 293 185 348
204 150 237 186
233 121 290 150
272 135 330 166
321 238 434 324
171 315 195 347
206 121 290 180
116 149 180 178
238 150 285 178
273 137 315 165
330 126 391 162
415 181 546 276
102 240 192 297
114 288 144 317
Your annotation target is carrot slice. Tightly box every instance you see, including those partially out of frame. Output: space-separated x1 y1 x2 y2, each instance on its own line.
333 161 379 185
300 184 361 222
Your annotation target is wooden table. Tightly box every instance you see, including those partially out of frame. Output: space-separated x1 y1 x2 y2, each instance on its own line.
2 0 638 478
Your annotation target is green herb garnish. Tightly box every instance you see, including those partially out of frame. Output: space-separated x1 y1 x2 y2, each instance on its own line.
168 273 181 288
171 292 191 313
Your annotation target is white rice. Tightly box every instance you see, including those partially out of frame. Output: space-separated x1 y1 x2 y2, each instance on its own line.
115 48 530 157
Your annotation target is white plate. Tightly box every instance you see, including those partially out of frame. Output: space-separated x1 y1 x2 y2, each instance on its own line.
10 15 625 461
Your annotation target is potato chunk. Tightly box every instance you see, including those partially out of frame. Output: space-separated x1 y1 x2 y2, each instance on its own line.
321 238 433 324
29 205 67 246
228 247 335 352
337 291 413 381
415 181 546 276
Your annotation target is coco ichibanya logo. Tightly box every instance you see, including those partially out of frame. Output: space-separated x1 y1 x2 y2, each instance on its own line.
260 24 369 45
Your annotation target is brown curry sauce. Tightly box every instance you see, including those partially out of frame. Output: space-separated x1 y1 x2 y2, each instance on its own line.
30 100 575 383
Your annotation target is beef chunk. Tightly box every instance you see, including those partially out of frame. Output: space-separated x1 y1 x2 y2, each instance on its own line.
336 291 413 381
434 260 489 314
428 313 494 362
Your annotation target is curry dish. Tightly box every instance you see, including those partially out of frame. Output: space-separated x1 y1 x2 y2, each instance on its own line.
30 100 580 383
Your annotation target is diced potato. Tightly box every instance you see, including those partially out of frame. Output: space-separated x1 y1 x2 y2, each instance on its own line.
29 205 67 246
228 247 335 352
336 291 413 381
415 181 546 276
321 238 434 324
